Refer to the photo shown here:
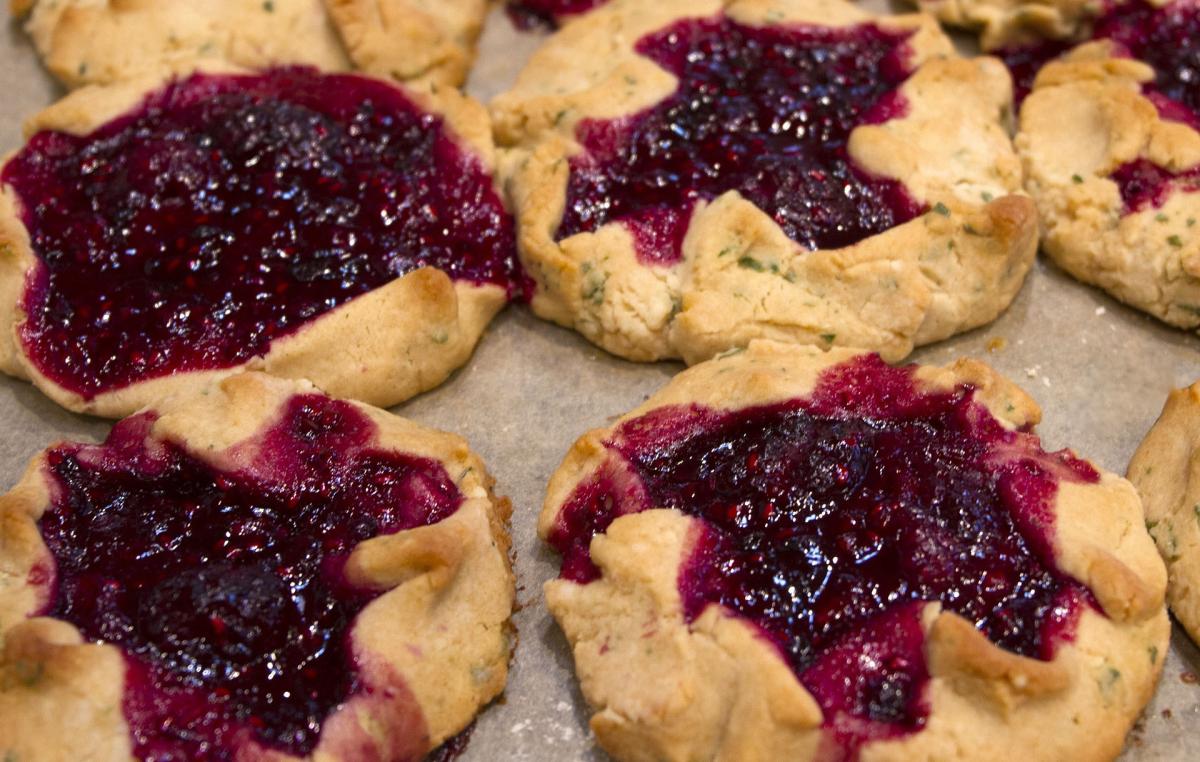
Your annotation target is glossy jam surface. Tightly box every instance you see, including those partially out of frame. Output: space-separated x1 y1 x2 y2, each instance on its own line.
557 18 923 264
506 0 609 29
1111 158 1200 212
549 355 1097 753
38 394 463 759
3 67 521 399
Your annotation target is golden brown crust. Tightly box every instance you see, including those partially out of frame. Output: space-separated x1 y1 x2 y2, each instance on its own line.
913 0 1180 51
321 0 490 87
0 372 516 760
540 340 1168 762
0 618 132 762
1128 381 1200 647
493 0 1036 366
914 0 1103 49
0 64 511 418
13 0 351 88
1016 40 1200 327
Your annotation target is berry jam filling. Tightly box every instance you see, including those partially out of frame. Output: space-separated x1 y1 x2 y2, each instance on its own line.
37 394 464 759
549 355 1097 754
557 17 924 264
2 67 521 400
1110 159 1200 213
506 0 609 30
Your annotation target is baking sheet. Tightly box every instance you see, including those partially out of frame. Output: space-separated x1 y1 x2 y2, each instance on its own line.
2 3 1199 759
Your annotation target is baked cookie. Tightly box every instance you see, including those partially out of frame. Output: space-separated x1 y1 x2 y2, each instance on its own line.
10 0 351 89
492 0 1036 366
1016 0 1200 327
0 65 523 418
0 371 514 761
914 0 1102 50
1128 381 1200 647
540 340 1167 761
322 0 490 86
505 0 612 30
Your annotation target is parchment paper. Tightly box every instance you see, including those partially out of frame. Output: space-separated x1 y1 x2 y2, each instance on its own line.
1 3 1198 759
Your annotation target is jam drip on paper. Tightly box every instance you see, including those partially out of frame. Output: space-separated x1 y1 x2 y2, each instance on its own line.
3 67 521 399
37 394 463 759
556 17 924 264
549 355 1097 754
506 0 610 30
427 724 475 762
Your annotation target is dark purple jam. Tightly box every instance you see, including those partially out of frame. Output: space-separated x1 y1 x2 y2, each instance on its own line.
1111 158 1200 212
549 355 1098 755
556 17 924 264
35 393 464 760
2 67 521 400
506 0 609 30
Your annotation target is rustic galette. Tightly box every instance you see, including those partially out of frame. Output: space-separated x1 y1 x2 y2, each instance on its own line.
541 340 1167 761
493 0 1036 365
0 65 523 417
0 372 515 760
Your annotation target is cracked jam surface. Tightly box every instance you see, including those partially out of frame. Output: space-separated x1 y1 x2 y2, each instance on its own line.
556 17 924 264
2 67 521 400
549 355 1098 755
36 394 463 759
506 0 609 29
